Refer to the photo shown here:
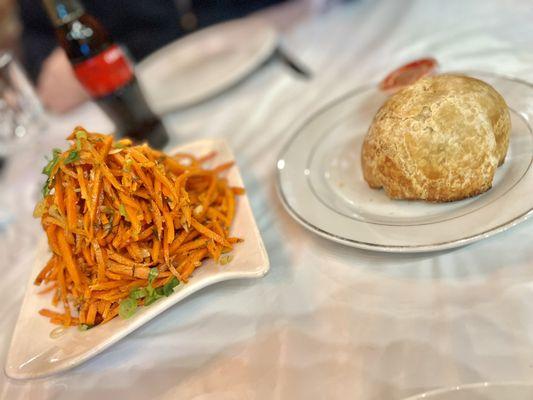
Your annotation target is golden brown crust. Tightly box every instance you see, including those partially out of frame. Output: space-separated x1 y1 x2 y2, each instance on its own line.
361 74 511 202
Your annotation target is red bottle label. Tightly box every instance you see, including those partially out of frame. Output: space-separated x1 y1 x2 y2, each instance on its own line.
73 45 134 98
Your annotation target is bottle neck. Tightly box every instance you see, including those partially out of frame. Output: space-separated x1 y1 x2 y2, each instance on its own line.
43 0 85 26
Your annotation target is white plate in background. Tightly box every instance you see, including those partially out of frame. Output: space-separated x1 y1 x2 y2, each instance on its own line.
5 139 269 379
137 18 278 114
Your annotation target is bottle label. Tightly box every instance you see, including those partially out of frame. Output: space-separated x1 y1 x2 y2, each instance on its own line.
73 45 134 98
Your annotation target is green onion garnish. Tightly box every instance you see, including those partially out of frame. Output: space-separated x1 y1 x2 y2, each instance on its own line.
75 130 87 150
119 298 137 319
64 150 80 165
148 267 159 285
129 287 147 299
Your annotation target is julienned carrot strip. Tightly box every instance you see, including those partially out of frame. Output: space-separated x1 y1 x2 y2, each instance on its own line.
163 238 170 264
179 249 208 281
65 184 77 232
54 179 66 216
232 187 245 195
212 161 234 173
35 256 55 284
43 216 66 231
123 203 141 238
89 168 102 228
151 201 163 241
132 162 154 194
119 192 141 210
102 302 112 319
153 178 163 212
190 218 231 247
127 242 143 262
152 238 161 263
152 167 179 204
93 241 107 282
167 263 181 281
108 250 151 268
35 129 242 328
225 186 235 226
56 230 81 289
90 280 125 291
176 238 208 254
163 208 175 245
169 230 188 254
76 166 90 212
38 283 56 295
86 302 97 326
137 226 155 242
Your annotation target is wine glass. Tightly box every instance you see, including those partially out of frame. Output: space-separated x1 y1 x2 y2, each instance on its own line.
0 51 45 228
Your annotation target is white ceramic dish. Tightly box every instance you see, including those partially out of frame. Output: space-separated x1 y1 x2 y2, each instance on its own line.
277 72 533 252
404 382 533 400
137 18 278 114
5 139 269 379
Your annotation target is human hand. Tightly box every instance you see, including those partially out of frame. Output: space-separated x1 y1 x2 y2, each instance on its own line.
37 47 90 114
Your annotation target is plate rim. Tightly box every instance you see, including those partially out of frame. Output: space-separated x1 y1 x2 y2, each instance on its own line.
402 381 533 400
276 71 533 253
5 138 270 380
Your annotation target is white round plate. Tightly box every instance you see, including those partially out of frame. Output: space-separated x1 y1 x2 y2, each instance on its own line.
137 18 278 114
277 72 533 252
404 382 533 400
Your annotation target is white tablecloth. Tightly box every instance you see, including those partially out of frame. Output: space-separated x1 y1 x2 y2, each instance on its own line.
3 0 533 398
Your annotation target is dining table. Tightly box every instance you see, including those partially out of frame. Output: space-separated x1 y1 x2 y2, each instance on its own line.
2 0 533 398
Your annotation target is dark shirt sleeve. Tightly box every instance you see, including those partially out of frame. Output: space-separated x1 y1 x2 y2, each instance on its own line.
17 0 57 82
17 0 287 82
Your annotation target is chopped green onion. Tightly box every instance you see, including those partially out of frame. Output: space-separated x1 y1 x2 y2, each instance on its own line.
75 130 87 139
33 199 46 218
129 287 147 299
119 204 127 218
144 295 159 306
123 158 133 172
148 267 159 285
64 150 80 165
41 148 62 197
161 277 180 296
119 298 137 319
219 255 234 265
42 148 62 176
42 184 51 197
75 130 87 150
78 324 92 331
144 290 163 306
113 140 131 149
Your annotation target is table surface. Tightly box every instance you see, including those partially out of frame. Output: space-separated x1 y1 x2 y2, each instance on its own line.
2 0 533 398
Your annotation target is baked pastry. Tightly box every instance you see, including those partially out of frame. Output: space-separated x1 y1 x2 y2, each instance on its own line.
361 74 511 202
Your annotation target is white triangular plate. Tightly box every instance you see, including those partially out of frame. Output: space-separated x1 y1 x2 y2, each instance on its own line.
6 139 269 379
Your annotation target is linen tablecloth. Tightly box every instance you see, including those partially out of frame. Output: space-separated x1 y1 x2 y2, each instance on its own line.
2 0 533 398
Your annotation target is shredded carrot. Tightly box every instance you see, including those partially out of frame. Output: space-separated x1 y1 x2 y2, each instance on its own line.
34 127 242 327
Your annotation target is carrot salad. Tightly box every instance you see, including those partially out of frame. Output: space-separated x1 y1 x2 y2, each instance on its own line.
33 127 243 328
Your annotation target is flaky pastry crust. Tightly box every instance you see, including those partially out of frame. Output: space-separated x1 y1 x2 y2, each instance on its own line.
362 74 510 202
